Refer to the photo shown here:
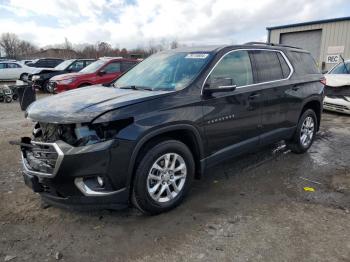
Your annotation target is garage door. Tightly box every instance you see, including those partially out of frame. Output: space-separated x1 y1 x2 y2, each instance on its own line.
280 30 322 62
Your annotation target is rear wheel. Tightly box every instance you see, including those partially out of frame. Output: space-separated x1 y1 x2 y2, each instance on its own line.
132 140 195 215
286 109 317 154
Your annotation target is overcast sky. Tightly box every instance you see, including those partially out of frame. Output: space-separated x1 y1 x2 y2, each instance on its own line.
0 0 349 49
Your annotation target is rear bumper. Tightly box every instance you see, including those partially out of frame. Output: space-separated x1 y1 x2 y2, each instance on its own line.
323 97 350 115
20 137 134 210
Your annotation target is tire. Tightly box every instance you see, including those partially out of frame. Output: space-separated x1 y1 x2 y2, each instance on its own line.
132 140 195 215
5 96 12 103
20 73 28 81
286 109 317 154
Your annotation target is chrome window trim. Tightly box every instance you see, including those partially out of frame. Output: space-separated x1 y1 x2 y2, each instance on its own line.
21 140 64 178
201 48 294 95
74 178 125 196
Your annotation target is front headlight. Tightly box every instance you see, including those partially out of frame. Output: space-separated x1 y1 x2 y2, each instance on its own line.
31 75 40 81
58 78 76 85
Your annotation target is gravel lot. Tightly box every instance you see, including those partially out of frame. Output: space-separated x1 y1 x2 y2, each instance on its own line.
0 93 350 262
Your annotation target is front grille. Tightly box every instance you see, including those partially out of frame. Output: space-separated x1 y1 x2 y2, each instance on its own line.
324 102 349 111
47 81 56 93
21 138 63 177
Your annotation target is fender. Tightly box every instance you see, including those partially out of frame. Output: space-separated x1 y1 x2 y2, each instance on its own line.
126 123 205 186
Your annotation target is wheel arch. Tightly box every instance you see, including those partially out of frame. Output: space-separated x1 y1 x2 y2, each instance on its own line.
300 98 322 131
127 124 205 190
77 82 92 88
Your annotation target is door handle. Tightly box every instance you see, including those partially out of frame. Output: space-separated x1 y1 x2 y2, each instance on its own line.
292 85 300 91
248 93 260 100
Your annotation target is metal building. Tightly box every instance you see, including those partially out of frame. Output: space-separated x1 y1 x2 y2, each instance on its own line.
267 17 350 71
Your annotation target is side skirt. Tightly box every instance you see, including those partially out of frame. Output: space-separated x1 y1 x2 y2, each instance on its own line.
200 126 296 175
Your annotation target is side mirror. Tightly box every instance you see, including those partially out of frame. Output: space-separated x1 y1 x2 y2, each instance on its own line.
203 77 237 94
98 70 106 76
322 70 328 74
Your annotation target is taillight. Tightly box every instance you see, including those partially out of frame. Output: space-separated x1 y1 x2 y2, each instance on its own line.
320 77 326 86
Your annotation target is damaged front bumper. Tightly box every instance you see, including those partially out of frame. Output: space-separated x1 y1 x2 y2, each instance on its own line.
20 137 132 210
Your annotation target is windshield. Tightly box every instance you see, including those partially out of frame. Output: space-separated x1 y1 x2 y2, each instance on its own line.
330 62 350 74
114 51 212 91
80 59 105 74
54 59 74 70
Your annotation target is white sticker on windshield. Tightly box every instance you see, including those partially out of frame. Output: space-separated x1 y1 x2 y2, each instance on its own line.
185 53 209 59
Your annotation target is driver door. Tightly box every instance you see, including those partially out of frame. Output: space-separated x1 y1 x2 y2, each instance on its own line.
202 50 263 164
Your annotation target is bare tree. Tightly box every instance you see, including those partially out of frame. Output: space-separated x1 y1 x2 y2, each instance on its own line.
0 33 19 59
0 33 37 59
97 41 113 57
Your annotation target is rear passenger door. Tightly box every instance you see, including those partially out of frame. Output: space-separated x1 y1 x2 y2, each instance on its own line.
249 50 293 142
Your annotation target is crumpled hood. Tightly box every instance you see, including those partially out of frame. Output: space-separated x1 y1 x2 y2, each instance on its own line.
51 72 84 81
325 74 350 87
26 85 172 123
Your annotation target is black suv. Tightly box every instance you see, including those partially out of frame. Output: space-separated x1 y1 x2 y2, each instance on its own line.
19 43 324 214
28 59 96 91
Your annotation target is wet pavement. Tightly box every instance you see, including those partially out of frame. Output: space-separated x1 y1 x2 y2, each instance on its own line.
0 98 349 262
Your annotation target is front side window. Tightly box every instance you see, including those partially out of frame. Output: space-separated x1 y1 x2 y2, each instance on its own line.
68 61 85 72
330 62 350 74
103 62 120 73
250 50 284 83
0 63 5 69
207 50 253 87
114 51 212 91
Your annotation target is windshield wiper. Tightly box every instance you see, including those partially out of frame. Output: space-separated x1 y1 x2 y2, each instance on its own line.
118 85 153 91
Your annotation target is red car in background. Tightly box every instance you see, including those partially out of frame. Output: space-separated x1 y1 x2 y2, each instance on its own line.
48 57 139 93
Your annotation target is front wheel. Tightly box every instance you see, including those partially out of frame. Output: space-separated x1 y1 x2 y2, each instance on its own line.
286 109 317 154
19 73 28 81
132 140 195 215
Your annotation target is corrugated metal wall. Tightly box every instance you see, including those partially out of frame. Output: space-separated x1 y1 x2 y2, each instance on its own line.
268 20 350 70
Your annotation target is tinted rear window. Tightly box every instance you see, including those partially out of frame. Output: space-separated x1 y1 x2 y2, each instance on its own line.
250 50 284 83
286 51 319 75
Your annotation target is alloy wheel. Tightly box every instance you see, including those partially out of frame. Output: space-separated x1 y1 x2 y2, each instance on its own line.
147 153 187 203
300 116 315 147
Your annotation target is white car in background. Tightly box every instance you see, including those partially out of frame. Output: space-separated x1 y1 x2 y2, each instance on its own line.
0 61 37 81
323 60 350 115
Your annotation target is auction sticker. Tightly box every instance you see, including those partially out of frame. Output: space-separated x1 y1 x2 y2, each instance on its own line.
185 53 209 59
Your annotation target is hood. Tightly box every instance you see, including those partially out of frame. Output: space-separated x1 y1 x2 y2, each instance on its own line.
51 72 84 81
26 85 172 124
325 74 350 87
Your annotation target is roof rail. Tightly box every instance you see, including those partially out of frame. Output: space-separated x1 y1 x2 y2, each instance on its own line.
244 42 302 50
